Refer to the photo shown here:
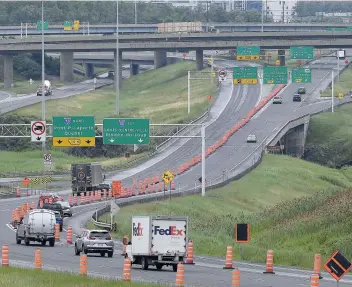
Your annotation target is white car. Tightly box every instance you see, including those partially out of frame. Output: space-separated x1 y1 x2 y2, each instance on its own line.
273 96 282 104
246 134 257 143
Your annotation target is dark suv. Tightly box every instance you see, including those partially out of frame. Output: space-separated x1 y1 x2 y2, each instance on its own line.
297 87 306 94
293 94 302 102
39 202 64 217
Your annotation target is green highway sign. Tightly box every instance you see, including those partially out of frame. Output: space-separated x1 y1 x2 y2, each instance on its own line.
263 66 288 84
233 66 258 84
236 46 260 60
291 68 312 83
36 20 48 30
64 21 73 31
103 118 150 145
52 116 95 147
290 46 314 59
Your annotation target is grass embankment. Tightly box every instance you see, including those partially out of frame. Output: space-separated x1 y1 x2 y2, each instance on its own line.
109 155 352 269
304 103 352 168
321 63 352 97
0 150 148 175
0 267 164 287
11 61 216 123
5 62 216 174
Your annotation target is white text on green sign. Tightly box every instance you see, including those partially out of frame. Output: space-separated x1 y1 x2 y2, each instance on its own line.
290 46 314 60
263 66 288 84
237 46 260 56
291 68 312 83
52 116 95 137
103 118 150 145
233 67 258 79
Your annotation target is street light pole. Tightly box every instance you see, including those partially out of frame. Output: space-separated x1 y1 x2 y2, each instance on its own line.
201 126 206 197
134 1 137 24
116 0 120 115
261 1 264 33
41 0 46 151
331 69 334 113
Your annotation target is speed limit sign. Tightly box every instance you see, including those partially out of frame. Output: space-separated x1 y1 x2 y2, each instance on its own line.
218 69 227 82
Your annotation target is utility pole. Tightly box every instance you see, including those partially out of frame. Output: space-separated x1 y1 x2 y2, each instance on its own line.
134 1 137 24
41 0 46 151
282 1 285 23
206 1 209 32
116 0 120 115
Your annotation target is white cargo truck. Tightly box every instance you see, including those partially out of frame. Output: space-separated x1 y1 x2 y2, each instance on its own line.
126 216 188 271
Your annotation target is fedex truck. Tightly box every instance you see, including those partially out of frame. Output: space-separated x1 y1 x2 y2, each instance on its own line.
125 216 188 271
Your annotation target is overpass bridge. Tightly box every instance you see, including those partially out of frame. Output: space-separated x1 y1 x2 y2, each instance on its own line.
1 31 351 88
1 22 351 36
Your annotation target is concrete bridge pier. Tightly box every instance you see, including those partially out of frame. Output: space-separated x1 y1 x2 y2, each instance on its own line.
154 51 167 68
278 49 285 66
196 49 204 70
3 55 13 89
84 63 95 78
283 122 309 158
60 51 74 82
130 63 140 76
114 50 123 89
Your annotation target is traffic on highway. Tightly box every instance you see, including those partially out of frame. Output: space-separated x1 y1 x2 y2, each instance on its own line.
2 1 352 287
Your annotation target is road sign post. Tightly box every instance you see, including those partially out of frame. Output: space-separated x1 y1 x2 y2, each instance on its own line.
263 66 288 84
290 46 314 59
36 20 48 30
236 46 260 60
52 116 95 147
291 68 312 83
233 67 258 85
218 69 227 82
103 118 150 145
162 170 174 200
64 21 73 31
43 153 52 170
31 121 46 142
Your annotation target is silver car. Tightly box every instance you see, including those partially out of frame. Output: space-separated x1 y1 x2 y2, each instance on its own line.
74 230 114 257
273 96 282 104
246 134 257 143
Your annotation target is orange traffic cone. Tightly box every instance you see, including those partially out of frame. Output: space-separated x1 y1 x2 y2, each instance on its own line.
263 250 275 274
223 246 234 269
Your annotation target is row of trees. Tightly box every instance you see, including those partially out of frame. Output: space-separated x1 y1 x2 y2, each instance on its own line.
294 1 352 17
0 2 271 25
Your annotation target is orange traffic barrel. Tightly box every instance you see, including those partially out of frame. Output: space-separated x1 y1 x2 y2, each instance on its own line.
311 273 320 287
175 263 185 287
80 255 88 276
263 250 275 274
34 248 42 270
122 258 131 281
232 268 240 286
313 254 323 279
185 240 195 264
2 244 9 266
223 246 234 269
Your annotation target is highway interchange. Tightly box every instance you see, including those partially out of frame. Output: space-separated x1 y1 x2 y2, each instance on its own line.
1 51 352 286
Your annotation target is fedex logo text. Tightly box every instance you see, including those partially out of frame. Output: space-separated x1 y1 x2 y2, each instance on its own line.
153 225 183 236
133 222 143 236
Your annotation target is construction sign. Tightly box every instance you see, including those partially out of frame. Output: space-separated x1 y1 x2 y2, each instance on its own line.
112 180 122 197
162 170 174 184
324 250 351 280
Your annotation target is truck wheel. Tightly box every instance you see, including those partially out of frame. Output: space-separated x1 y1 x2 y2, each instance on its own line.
49 239 55 247
41 240 46 246
141 257 149 270
24 236 30 246
172 264 178 272
108 251 113 258
16 234 21 245
84 247 88 254
155 263 163 270
60 225 63 232
100 251 105 257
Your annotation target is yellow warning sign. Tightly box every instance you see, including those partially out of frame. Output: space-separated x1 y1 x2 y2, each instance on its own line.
338 92 344 99
236 55 260 61
275 60 280 66
162 170 175 184
52 137 95 147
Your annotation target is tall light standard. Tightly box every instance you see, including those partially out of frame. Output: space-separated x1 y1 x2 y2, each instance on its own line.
116 0 120 115
135 1 137 24
41 0 46 151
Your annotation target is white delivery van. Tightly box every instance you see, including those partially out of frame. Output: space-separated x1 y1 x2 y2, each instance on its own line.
16 209 56 247
126 216 188 271
36 80 52 96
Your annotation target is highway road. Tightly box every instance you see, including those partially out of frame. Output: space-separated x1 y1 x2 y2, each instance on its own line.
0 55 351 286
0 77 113 115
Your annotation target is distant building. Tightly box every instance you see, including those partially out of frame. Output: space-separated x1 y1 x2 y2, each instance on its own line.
265 0 298 23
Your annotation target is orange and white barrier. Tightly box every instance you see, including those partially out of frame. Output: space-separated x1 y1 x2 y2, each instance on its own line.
2 244 9 267
185 241 194 264
122 258 131 281
263 250 275 274
55 224 60 241
223 246 234 269
175 263 185 287
80 193 85 205
310 273 320 287
73 194 78 206
67 226 73 244
16 187 20 197
34 248 42 270
232 268 240 286
80 255 88 276
313 253 323 279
